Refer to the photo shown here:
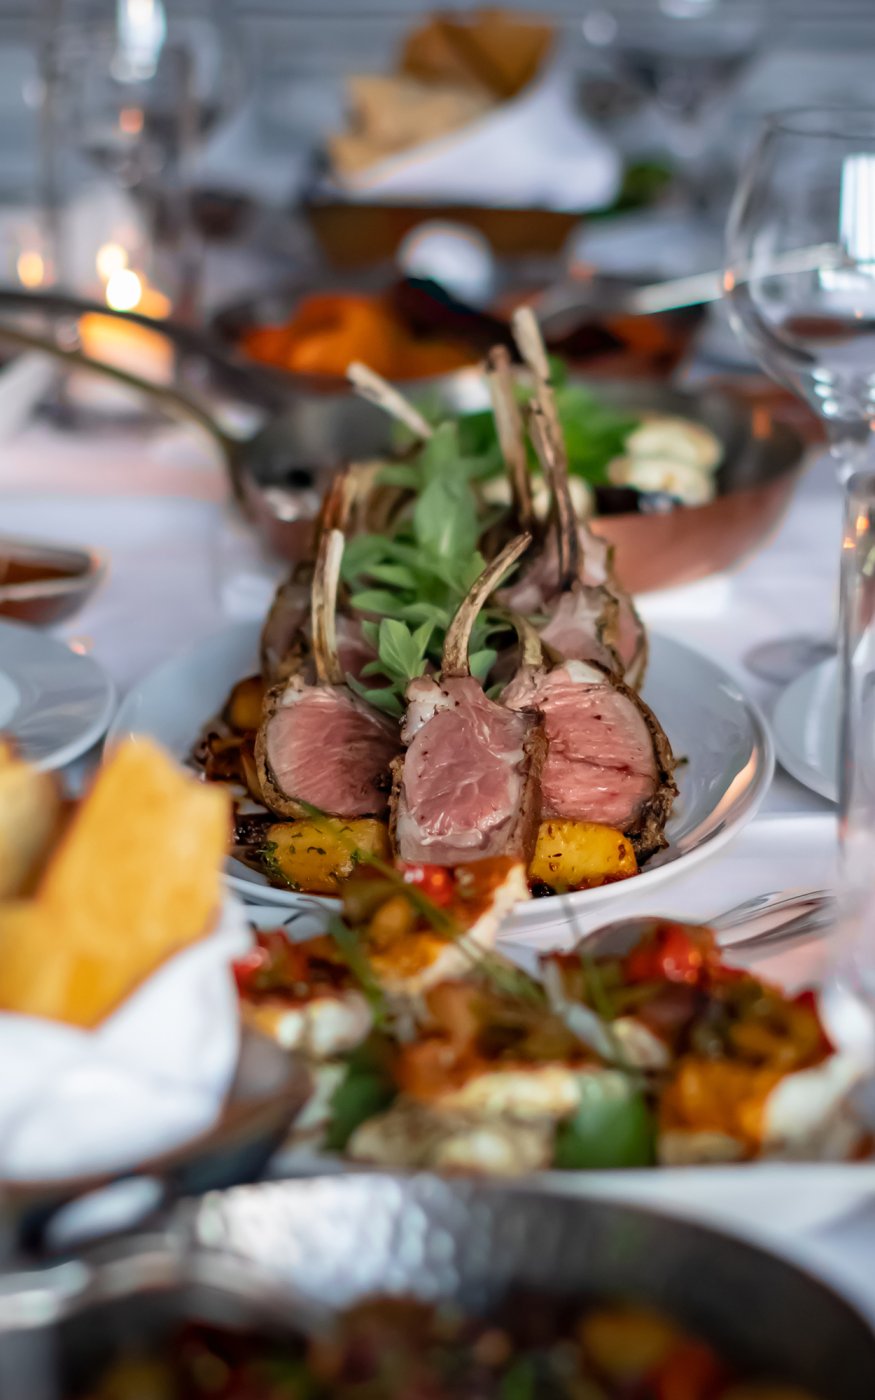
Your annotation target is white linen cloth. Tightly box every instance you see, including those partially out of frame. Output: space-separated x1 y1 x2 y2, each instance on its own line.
0 896 252 1181
325 66 621 213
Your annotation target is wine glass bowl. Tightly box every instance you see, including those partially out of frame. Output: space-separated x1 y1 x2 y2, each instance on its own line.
726 108 875 477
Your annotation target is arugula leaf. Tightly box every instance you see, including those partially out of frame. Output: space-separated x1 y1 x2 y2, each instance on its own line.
375 462 420 490
469 647 497 682
346 675 404 717
377 617 432 681
553 1073 656 1169
348 588 404 617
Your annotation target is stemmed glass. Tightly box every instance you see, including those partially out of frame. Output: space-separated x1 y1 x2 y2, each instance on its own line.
43 0 245 315
580 0 765 205
725 107 875 682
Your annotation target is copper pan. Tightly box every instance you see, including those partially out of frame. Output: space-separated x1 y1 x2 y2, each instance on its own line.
244 373 806 594
592 452 805 593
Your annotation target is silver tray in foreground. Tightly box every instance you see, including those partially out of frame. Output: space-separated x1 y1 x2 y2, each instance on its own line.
2 1176 872 1397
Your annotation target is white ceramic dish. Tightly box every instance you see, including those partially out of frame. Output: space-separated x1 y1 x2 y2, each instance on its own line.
0 619 116 771
773 657 837 803
110 621 774 939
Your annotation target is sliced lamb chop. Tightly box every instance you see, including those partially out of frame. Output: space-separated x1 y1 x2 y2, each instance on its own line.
391 534 545 866
503 308 648 688
502 617 676 861
256 529 401 821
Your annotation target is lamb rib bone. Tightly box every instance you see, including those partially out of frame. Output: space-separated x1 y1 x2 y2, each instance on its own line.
442 531 533 678
485 344 535 535
347 360 433 441
509 308 648 687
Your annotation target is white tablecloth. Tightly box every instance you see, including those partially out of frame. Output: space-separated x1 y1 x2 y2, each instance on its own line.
6 417 875 1323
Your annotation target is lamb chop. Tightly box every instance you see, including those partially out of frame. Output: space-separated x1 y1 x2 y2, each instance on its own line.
256 527 402 821
260 465 382 686
502 613 676 861
391 533 546 866
498 309 648 688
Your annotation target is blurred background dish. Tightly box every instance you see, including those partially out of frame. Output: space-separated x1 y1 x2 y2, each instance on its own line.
0 535 105 626
0 619 116 770
4 1178 873 1399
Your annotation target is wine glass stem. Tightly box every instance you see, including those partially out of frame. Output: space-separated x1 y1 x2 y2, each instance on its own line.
837 466 875 887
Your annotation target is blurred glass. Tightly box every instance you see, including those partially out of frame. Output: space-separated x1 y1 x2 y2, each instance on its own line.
838 471 875 890
580 0 765 202
726 108 875 483
725 107 875 679
43 0 246 317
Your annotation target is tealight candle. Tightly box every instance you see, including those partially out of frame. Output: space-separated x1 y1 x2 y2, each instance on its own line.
73 268 174 410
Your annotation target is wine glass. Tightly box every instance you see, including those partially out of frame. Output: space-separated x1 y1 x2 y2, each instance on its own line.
725 106 875 683
580 0 765 205
45 0 246 316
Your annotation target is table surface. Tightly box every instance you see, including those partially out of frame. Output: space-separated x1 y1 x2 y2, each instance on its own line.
6 410 875 1329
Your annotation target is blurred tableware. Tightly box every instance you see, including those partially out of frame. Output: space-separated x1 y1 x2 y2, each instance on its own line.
838 470 875 884
581 0 765 203
0 536 105 627
0 619 115 771
726 107 875 680
2 1177 872 1399
107 622 773 939
772 657 838 802
5 1024 310 1257
0 352 55 440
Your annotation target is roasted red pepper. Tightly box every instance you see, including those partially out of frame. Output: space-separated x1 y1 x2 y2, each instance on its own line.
399 863 456 908
624 922 717 988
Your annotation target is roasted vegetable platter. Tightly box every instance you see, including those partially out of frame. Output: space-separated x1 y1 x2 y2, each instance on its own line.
230 856 872 1178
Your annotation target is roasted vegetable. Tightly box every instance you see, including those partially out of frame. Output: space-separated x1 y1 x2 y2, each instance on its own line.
262 818 390 895
528 820 637 891
224 674 266 733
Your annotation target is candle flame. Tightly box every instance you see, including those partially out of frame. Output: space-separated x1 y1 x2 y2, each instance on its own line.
105 267 143 312
96 242 129 282
17 249 45 288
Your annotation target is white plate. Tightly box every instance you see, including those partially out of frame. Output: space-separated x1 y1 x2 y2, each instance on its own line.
109 622 774 940
773 657 837 803
0 619 116 771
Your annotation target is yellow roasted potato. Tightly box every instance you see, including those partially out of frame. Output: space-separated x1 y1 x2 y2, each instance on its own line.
528 820 637 891
224 674 266 733
264 818 391 895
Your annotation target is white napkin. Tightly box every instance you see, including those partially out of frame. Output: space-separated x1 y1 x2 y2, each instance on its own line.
329 65 621 213
0 897 252 1182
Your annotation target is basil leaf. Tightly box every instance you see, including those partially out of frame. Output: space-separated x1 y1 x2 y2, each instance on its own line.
553 1073 656 1170
360 620 380 650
